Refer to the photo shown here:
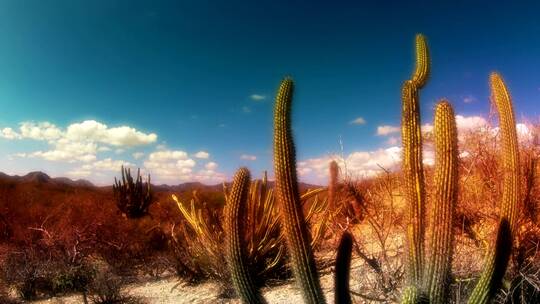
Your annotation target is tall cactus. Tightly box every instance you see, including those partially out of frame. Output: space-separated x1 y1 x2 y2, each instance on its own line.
467 73 520 304
424 101 458 303
401 33 430 287
224 167 267 304
328 160 339 211
273 77 326 304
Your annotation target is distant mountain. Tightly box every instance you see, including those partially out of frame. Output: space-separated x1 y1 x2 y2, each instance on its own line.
0 171 95 188
0 171 323 193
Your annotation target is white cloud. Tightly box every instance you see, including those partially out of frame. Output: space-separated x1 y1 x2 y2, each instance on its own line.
455 115 488 132
298 146 403 183
2 120 157 164
377 125 400 136
0 127 22 139
66 120 157 147
194 151 210 159
242 106 251 113
143 149 197 183
240 154 257 161
205 162 218 170
349 117 366 125
132 152 145 159
250 94 266 101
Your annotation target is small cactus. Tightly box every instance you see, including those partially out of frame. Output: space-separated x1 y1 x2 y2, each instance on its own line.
224 168 267 304
328 160 339 211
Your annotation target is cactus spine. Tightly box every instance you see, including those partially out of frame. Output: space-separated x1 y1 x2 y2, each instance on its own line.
224 167 267 304
468 73 520 304
424 101 458 303
401 33 430 287
273 77 326 304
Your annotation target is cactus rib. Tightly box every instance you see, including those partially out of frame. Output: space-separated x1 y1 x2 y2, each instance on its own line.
273 77 326 304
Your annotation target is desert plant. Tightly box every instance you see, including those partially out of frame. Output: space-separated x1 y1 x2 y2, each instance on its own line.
223 34 522 304
113 166 153 219
170 175 328 285
273 77 326 304
224 167 267 304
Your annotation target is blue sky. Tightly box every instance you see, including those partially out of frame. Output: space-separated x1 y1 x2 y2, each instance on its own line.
0 1 539 185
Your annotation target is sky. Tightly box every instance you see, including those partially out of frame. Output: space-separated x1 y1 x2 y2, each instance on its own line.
0 1 539 185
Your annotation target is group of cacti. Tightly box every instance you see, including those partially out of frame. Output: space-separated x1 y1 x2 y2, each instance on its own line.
113 165 154 218
223 34 521 304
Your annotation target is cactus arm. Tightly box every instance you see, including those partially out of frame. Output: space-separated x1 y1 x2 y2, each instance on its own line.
424 101 458 303
401 79 426 285
412 34 430 88
273 77 326 304
224 168 267 304
334 231 353 304
468 73 520 304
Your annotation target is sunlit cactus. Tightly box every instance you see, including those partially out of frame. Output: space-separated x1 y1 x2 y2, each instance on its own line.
224 167 267 304
468 73 520 304
401 35 429 286
273 77 326 304
113 165 153 218
412 34 430 87
424 100 458 303
328 160 339 211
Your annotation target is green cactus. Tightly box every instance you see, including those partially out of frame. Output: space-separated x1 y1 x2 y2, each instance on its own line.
401 34 430 287
273 77 326 304
467 73 520 304
113 165 153 218
224 167 267 304
424 100 458 303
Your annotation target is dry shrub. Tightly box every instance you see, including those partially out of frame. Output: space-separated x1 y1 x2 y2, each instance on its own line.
170 177 330 286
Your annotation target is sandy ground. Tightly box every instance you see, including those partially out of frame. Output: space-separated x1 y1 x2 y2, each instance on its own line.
32 273 338 304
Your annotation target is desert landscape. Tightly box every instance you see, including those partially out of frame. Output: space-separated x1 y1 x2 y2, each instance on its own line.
1 2 540 304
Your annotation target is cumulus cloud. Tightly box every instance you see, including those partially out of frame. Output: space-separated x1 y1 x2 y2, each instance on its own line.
65 120 157 147
349 117 366 125
132 152 145 159
250 94 266 101
205 162 218 170
1 120 157 164
240 154 257 161
377 125 400 136
142 149 225 184
298 146 402 182
194 151 210 159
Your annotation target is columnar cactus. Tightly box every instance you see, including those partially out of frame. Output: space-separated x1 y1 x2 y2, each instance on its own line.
328 160 339 211
224 168 266 304
401 33 430 287
273 77 326 304
467 73 520 304
113 165 153 218
424 101 458 303
334 231 353 304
